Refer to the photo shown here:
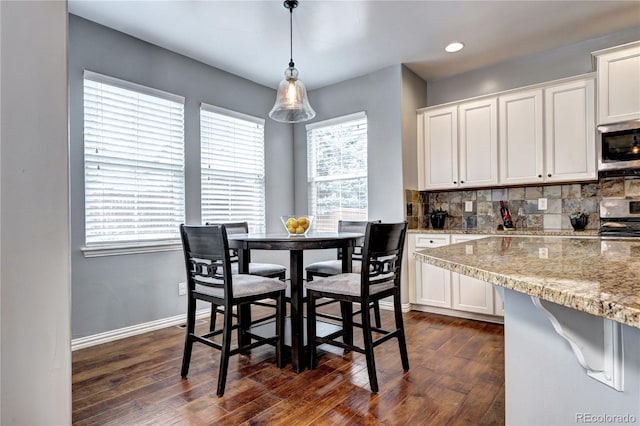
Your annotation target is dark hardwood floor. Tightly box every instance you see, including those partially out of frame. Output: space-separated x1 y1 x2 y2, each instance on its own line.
72 308 505 425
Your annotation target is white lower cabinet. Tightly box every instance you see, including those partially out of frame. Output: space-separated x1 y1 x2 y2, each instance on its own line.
417 260 452 308
452 273 494 314
450 235 495 315
410 232 504 322
413 234 451 307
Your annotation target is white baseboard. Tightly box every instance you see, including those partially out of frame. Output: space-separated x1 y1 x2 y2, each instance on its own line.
71 309 210 351
378 300 412 313
410 304 504 324
72 302 414 351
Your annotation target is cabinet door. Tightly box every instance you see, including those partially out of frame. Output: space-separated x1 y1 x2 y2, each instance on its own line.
414 234 451 308
499 89 544 185
416 262 452 308
452 273 495 315
459 98 498 188
544 78 596 182
596 43 640 124
419 106 458 190
450 235 494 315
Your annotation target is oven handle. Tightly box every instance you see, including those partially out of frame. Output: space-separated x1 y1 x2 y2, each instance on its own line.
601 222 629 228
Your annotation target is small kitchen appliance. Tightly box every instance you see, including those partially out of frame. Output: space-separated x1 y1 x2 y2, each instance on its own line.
597 120 640 175
599 197 640 238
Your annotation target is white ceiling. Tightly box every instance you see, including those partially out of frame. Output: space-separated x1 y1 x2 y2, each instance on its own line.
68 0 640 90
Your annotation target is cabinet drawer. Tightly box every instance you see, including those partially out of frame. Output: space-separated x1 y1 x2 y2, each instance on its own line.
415 234 450 248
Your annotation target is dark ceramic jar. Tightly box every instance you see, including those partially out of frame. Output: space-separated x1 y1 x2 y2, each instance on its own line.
570 214 588 231
430 209 448 229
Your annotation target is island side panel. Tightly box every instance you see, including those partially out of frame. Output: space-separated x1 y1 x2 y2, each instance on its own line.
504 289 640 425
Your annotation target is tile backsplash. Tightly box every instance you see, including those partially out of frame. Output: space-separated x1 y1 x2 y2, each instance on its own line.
405 176 640 231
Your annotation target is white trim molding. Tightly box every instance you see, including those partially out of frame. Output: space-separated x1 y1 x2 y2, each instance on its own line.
81 240 182 258
71 309 210 351
378 300 412 314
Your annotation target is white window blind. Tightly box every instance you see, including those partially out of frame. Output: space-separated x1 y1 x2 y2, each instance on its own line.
200 104 266 233
83 71 185 247
307 112 368 232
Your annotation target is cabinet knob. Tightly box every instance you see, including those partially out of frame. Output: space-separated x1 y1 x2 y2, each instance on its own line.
460 180 464 184
453 181 457 184
538 174 542 178
547 173 552 178
429 240 434 244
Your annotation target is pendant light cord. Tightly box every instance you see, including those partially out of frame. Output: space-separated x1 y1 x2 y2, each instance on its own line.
288 1 295 68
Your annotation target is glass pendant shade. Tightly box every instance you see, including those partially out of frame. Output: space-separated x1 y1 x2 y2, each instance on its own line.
269 66 316 123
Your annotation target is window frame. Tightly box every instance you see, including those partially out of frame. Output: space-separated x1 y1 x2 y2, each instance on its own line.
306 111 368 232
81 71 185 257
200 103 267 233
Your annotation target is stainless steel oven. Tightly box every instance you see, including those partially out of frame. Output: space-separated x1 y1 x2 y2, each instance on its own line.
600 197 640 238
598 120 640 173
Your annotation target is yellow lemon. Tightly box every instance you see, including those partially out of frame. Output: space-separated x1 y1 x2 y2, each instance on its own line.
286 218 298 228
297 217 308 226
302 222 309 230
295 226 305 234
287 225 297 234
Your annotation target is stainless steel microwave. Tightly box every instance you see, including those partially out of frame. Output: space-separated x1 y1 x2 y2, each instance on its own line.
598 120 640 172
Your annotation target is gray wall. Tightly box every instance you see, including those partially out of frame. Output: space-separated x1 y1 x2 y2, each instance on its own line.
69 15 293 338
401 65 427 191
1 1 71 424
427 26 640 106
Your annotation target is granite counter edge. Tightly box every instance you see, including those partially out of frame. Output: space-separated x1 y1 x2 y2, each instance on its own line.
414 250 640 329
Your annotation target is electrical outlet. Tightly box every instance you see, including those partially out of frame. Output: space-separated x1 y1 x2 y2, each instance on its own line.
539 247 549 259
465 201 473 212
538 198 548 211
178 282 187 296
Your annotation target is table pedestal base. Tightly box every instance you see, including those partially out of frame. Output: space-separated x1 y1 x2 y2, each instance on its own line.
249 317 342 372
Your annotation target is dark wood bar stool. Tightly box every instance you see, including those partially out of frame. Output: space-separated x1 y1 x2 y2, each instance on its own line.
305 221 409 393
305 220 382 327
179 224 286 397
206 221 286 331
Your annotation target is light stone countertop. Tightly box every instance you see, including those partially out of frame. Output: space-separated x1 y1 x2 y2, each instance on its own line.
414 236 640 328
408 228 600 237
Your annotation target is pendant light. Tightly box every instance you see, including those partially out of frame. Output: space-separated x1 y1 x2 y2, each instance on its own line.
269 0 316 123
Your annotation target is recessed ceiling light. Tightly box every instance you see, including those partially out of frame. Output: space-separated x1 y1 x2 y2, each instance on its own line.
445 42 465 53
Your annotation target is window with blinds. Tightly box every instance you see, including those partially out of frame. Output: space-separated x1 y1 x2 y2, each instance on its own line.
200 104 266 233
307 112 368 232
83 71 185 247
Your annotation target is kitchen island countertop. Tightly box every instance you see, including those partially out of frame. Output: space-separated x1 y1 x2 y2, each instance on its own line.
415 235 640 328
408 227 600 237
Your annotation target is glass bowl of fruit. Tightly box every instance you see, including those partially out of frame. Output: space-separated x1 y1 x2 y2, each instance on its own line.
281 215 314 236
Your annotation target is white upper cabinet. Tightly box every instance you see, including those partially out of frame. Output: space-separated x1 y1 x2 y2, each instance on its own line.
593 41 640 124
544 78 596 182
499 89 544 185
418 74 598 189
418 106 458 190
459 98 499 188
418 98 497 190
